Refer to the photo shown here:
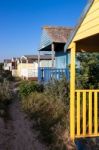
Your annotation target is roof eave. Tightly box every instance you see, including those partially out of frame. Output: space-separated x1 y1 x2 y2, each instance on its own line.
64 0 94 52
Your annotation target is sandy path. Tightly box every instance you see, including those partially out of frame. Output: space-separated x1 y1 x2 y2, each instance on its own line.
0 96 48 150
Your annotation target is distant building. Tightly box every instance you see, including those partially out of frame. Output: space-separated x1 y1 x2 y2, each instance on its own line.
11 55 52 80
4 59 12 71
19 55 52 80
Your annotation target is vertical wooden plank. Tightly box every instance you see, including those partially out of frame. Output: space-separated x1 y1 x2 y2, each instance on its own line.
77 91 80 136
70 43 76 140
51 43 55 68
89 91 92 135
94 92 98 134
83 92 86 136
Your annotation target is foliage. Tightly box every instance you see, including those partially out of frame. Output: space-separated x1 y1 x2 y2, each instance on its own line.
0 80 13 103
20 53 99 149
20 77 70 150
19 81 44 97
76 52 99 89
0 70 14 82
45 77 70 106
3 70 15 81
0 63 3 71
0 80 13 116
21 93 68 150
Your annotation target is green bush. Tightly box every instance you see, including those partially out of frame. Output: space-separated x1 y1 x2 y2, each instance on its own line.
19 81 44 97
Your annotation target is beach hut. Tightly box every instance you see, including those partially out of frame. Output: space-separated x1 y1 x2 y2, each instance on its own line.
38 26 72 82
65 0 99 140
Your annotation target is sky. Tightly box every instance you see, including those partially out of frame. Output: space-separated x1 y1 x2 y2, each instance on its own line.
0 0 87 61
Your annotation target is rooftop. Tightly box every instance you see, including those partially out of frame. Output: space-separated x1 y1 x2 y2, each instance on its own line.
4 59 12 63
22 55 52 60
43 26 73 43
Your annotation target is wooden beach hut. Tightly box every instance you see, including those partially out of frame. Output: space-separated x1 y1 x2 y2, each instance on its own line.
65 0 99 140
38 26 72 82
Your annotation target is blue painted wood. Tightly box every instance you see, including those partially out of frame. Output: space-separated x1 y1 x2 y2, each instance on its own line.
39 30 52 51
38 67 70 83
55 51 66 68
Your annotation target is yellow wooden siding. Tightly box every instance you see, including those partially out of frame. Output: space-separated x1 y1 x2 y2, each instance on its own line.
74 0 99 41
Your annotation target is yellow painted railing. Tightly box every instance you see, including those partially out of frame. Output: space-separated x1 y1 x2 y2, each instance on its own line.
73 89 99 139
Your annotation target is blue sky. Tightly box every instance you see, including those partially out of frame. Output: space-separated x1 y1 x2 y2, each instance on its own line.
0 0 87 61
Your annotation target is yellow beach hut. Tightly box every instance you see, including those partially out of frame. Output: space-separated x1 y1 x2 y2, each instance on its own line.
65 0 99 140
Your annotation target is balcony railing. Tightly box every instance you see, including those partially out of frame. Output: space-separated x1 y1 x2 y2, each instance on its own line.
74 89 99 138
38 67 69 82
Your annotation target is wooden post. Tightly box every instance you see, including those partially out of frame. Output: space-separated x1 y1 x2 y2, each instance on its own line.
70 42 76 140
51 43 55 68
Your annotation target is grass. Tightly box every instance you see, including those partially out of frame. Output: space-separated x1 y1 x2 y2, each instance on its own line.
19 77 77 150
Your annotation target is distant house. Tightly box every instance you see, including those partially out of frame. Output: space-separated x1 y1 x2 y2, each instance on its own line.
11 55 52 80
38 26 73 82
4 59 12 71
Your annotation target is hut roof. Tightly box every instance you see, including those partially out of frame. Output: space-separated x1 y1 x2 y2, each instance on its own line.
4 59 12 63
64 0 94 51
43 26 73 43
22 55 52 60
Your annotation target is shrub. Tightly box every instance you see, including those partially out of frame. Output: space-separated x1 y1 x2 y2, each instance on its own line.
20 77 70 150
21 92 68 150
19 81 44 97
45 77 70 107
0 63 3 71
0 80 13 116
0 70 14 82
